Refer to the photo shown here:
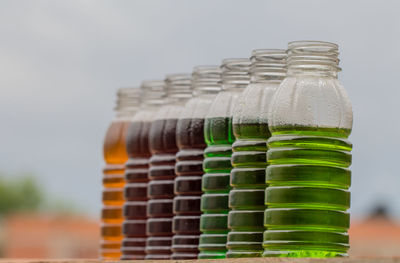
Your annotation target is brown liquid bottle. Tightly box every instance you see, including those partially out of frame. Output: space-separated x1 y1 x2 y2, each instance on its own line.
172 66 222 260
101 88 140 260
146 75 192 260
120 80 166 260
121 118 151 260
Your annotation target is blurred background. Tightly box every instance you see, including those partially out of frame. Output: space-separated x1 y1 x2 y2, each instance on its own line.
1 0 400 259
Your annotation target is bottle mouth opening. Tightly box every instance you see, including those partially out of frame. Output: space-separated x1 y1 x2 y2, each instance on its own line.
141 79 165 87
288 41 339 54
221 58 251 71
165 73 191 83
117 87 141 96
192 65 221 77
251 49 287 63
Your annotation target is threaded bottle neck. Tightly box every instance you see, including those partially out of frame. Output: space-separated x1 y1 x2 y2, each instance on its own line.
287 41 341 78
165 73 192 104
140 80 166 108
250 49 287 83
221 58 250 90
115 87 141 118
192 66 222 97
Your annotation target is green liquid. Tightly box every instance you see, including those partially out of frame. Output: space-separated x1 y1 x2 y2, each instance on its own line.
227 122 269 258
263 126 352 258
198 117 234 259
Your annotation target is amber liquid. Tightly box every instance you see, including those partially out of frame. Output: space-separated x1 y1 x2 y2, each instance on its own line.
146 118 179 260
173 118 206 260
101 120 130 260
121 121 151 260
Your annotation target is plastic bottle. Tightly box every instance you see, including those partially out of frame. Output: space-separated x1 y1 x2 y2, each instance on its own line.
228 50 286 257
264 41 353 257
101 88 140 260
173 66 222 260
199 59 249 259
146 75 192 260
121 82 161 260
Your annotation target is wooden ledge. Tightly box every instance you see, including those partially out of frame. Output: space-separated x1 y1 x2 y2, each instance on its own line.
1 258 400 263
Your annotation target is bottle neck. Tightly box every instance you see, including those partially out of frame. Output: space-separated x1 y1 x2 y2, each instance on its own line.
287 64 339 78
165 73 192 105
114 87 141 119
287 41 340 78
167 96 191 105
250 49 287 84
115 107 139 119
140 79 166 110
192 66 222 97
221 58 250 92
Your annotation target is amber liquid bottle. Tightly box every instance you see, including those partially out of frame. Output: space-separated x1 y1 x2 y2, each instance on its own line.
101 88 140 260
146 75 192 260
173 66 222 260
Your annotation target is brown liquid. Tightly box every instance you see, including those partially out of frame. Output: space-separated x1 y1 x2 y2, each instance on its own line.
121 121 151 260
101 120 130 260
146 118 179 260
173 118 206 259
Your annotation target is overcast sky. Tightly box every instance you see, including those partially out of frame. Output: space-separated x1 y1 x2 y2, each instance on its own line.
1 0 399 219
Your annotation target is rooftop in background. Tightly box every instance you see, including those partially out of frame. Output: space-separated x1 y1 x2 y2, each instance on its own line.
2 214 99 259
1 213 400 259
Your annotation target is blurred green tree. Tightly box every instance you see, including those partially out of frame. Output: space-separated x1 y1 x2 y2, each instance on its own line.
0 175 43 216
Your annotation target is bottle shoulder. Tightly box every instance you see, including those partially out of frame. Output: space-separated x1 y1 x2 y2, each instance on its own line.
153 104 184 120
232 83 278 126
206 90 242 119
131 109 156 122
179 97 214 120
269 77 353 132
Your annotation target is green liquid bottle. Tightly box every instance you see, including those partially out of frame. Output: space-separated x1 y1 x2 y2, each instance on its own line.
199 60 249 259
228 49 286 258
199 116 233 259
228 122 268 257
264 41 353 257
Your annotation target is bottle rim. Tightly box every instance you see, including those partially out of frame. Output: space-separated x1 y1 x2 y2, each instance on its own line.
288 41 339 54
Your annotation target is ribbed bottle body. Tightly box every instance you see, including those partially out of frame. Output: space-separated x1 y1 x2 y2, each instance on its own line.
101 120 130 260
199 116 233 259
263 127 351 257
146 115 179 260
121 119 151 260
228 121 267 258
173 115 206 259
146 74 192 260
